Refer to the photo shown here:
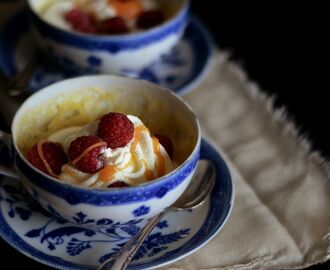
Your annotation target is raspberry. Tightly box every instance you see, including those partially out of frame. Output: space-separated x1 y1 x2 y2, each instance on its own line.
27 140 68 177
107 181 129 188
98 17 129 34
68 135 107 173
97 112 134 149
155 134 174 158
65 8 97 34
137 10 165 29
65 8 83 23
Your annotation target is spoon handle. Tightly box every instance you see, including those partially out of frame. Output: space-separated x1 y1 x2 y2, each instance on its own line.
98 209 169 270
0 130 18 179
7 56 39 96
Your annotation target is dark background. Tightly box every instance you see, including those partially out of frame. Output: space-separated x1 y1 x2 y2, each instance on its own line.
0 1 329 269
191 2 329 157
191 2 329 270
192 2 329 155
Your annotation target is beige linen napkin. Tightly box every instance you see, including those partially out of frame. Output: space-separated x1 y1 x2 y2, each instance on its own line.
162 53 330 269
0 3 329 269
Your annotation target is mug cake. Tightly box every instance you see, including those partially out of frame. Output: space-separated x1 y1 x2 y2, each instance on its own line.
8 75 200 225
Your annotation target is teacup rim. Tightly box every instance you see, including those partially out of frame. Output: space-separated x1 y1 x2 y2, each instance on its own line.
11 74 201 194
26 0 190 40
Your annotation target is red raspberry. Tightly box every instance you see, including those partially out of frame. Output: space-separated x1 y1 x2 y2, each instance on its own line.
155 134 174 158
27 140 68 177
65 8 97 34
65 8 83 23
97 112 134 149
107 181 129 188
68 135 107 173
137 10 165 29
98 17 129 34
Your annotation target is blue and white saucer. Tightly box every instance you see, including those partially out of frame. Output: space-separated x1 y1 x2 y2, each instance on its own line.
0 139 233 270
0 10 213 95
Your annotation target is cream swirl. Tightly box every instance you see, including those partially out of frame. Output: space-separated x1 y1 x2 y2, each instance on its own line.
40 0 159 32
50 115 174 188
41 1 76 31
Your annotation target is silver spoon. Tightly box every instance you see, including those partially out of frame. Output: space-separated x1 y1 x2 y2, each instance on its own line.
97 160 216 270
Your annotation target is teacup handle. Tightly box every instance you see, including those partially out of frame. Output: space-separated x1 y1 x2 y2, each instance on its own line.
0 130 19 179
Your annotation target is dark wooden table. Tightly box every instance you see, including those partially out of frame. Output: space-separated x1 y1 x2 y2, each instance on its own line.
0 1 329 269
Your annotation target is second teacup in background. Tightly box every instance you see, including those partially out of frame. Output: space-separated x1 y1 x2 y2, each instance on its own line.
27 0 189 75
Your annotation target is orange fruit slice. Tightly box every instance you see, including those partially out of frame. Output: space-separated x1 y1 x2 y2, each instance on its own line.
108 0 142 20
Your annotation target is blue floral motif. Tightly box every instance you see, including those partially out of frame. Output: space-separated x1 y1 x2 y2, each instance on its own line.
121 45 188 90
14 207 31 220
1 181 192 262
148 246 167 257
3 185 32 221
156 220 168 229
72 212 95 225
120 224 140 237
87 55 102 66
133 205 150 217
67 238 92 256
100 228 190 262
96 218 113 226
138 68 160 84
84 230 96 237
53 53 101 75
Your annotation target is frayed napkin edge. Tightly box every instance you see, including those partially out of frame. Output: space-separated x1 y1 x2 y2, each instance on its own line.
194 51 330 269
216 51 330 182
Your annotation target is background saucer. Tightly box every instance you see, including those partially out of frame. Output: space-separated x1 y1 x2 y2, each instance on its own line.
0 139 233 270
0 10 213 95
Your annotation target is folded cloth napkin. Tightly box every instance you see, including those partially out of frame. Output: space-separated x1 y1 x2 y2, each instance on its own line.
160 53 330 269
0 3 329 269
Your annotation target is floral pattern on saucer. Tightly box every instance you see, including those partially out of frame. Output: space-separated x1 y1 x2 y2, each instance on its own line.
0 139 233 270
2 182 190 263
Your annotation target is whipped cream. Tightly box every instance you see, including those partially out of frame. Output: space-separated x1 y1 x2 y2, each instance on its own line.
40 0 159 32
42 1 75 31
49 115 174 188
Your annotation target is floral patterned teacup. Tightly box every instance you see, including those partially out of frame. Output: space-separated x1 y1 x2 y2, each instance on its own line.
0 75 200 227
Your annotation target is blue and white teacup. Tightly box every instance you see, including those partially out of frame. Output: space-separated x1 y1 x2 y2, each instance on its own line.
27 0 189 75
0 75 200 227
